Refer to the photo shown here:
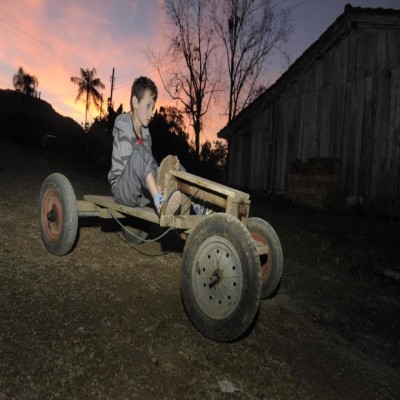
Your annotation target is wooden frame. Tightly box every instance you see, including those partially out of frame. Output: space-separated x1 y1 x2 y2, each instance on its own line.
78 170 251 234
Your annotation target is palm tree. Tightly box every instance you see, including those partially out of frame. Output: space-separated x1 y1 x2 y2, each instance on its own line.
70 68 105 130
13 67 39 96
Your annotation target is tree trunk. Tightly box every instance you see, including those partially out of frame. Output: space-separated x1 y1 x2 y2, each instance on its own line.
85 90 89 131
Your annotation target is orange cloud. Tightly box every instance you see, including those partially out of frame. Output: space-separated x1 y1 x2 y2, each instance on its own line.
0 0 227 143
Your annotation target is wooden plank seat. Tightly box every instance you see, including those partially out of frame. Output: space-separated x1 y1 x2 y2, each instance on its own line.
79 195 206 230
80 195 160 224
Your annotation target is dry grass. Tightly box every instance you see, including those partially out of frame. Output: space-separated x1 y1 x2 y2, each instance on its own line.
1 136 399 399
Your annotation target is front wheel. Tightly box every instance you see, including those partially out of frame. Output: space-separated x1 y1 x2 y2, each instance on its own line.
181 213 261 342
247 217 283 299
38 173 78 256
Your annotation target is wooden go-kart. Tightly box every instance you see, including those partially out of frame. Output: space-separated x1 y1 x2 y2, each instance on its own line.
38 168 283 342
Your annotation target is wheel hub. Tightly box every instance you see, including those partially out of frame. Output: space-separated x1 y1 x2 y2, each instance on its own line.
192 236 243 320
47 207 58 223
252 232 272 281
41 189 63 241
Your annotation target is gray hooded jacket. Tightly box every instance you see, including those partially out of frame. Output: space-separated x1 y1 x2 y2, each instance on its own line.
108 113 157 207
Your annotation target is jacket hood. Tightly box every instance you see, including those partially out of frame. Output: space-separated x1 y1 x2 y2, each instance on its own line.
113 113 132 136
113 112 151 140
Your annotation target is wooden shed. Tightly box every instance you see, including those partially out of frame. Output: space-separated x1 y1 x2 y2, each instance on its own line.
218 5 400 209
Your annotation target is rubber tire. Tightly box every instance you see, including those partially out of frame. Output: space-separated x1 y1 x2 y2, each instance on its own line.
181 213 261 342
247 217 283 299
38 173 78 256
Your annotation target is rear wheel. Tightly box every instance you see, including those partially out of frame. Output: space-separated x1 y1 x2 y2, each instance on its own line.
247 217 283 299
39 173 78 256
182 213 261 342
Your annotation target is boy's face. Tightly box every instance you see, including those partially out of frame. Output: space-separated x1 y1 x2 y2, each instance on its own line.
131 89 156 128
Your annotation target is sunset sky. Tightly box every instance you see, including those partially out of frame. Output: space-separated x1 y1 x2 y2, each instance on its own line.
1 0 398 143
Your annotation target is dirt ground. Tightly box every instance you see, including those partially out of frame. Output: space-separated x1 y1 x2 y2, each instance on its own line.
0 134 399 400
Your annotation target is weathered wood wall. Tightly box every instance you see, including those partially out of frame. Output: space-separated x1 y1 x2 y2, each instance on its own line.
224 8 400 201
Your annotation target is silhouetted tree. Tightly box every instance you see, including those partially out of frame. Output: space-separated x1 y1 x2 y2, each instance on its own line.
200 139 227 181
149 107 227 181
211 0 292 121
106 103 123 133
150 106 192 163
147 0 221 156
71 68 105 131
12 67 39 97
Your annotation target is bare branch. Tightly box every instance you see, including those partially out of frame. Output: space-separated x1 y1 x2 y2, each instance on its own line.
211 0 293 121
146 0 221 154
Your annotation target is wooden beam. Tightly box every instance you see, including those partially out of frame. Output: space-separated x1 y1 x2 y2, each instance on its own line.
77 200 100 213
77 200 126 219
177 181 227 209
254 240 270 256
226 197 250 223
171 170 250 200
83 195 159 224
159 214 204 229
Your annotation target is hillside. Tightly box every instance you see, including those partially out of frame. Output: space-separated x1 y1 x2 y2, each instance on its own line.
0 89 86 157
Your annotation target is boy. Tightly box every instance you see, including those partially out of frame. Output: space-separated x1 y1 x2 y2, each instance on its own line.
108 76 181 215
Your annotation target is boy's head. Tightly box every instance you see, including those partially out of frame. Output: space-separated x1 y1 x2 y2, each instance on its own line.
130 76 158 111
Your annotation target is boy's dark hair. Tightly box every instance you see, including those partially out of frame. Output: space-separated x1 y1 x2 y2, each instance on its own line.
130 76 158 110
